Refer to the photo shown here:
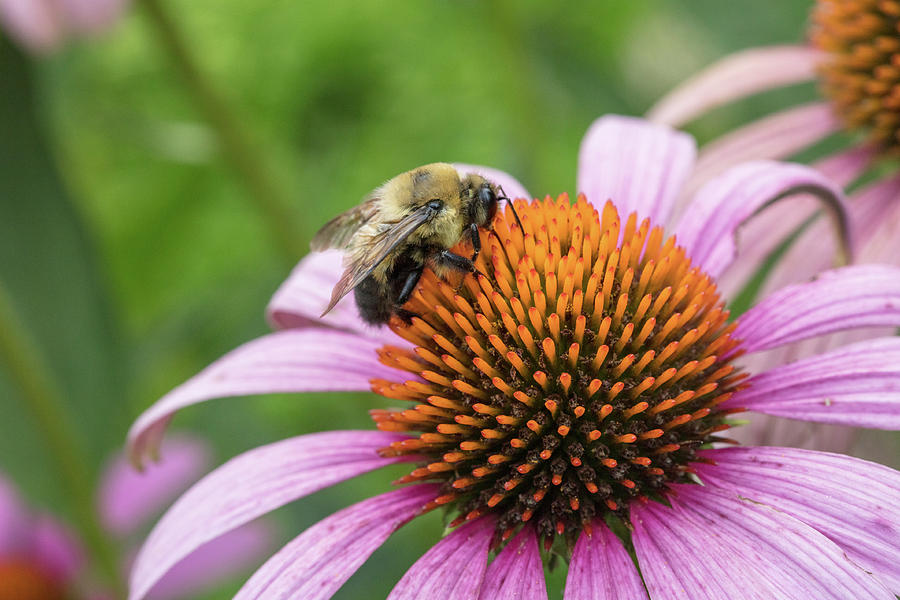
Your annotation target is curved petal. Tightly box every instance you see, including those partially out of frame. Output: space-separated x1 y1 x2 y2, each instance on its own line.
675 160 849 279
453 163 531 202
734 265 900 354
682 103 841 199
479 526 547 600
0 472 29 555
266 250 385 338
696 446 900 594
128 431 413 600
577 115 696 225
564 523 647 600
100 436 211 537
727 338 900 428
388 517 495 600
147 522 271 600
127 328 410 467
631 485 892 599
646 45 822 126
235 485 438 600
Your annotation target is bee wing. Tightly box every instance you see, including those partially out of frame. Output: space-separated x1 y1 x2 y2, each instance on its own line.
311 196 381 251
321 208 435 317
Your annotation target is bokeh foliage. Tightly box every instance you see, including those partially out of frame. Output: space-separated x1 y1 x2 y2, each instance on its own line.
1 0 823 597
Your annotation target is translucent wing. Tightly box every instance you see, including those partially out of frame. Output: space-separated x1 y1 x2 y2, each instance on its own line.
311 197 381 251
321 207 436 316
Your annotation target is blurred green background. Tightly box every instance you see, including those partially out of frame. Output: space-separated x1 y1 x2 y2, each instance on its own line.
0 0 842 597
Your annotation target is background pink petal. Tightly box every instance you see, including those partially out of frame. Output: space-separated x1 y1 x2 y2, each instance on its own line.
146 521 271 600
129 430 413 600
646 45 822 127
632 485 893 599
478 526 546 600
59 0 128 34
564 523 647 600
452 163 532 203
727 337 900 428
734 265 900 354
0 472 29 555
234 485 439 600
577 114 696 225
0 0 63 53
99 436 211 537
697 446 900 594
127 328 411 467
675 160 848 279
30 515 84 583
388 517 495 600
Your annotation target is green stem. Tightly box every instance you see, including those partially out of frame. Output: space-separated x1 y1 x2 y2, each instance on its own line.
140 0 304 262
0 281 123 595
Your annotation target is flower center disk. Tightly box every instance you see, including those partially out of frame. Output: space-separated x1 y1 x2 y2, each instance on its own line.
0 560 65 600
812 0 900 152
371 195 746 546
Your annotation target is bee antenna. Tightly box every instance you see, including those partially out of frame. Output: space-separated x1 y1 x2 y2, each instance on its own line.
495 185 524 231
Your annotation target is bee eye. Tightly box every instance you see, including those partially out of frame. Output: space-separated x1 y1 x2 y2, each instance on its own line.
426 199 443 211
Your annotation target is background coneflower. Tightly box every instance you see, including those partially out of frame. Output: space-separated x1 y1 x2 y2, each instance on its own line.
127 116 900 599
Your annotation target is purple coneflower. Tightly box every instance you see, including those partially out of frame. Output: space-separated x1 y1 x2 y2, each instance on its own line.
127 116 900 599
647 0 900 454
0 437 269 600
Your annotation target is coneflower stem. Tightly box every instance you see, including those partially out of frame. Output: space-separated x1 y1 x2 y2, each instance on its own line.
139 0 303 263
0 280 123 595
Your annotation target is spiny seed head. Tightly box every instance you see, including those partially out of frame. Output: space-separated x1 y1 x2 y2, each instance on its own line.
0 560 65 600
371 195 747 548
812 0 900 152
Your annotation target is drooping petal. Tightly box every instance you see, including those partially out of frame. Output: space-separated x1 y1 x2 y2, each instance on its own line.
147 522 271 600
127 328 410 467
453 163 531 203
0 0 63 52
726 338 900 428
646 45 822 126
696 446 900 594
631 485 892 599
714 147 874 300
128 431 412 600
234 485 439 600
682 103 841 199
99 436 211 537
577 115 696 225
30 516 83 582
266 250 381 337
734 265 900 354
388 517 495 600
564 523 647 600
675 160 848 279
478 526 547 600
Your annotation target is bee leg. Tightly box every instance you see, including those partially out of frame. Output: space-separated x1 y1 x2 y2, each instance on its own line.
394 307 420 324
468 222 481 261
396 264 424 306
436 250 487 279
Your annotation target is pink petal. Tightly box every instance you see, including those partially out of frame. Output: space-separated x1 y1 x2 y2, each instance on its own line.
266 250 383 337
99 436 211 537
714 147 874 300
0 0 63 53
734 265 900 354
564 523 647 600
146 522 271 600
453 163 532 203
631 485 893 599
388 517 495 600
727 337 900 428
128 430 412 600
478 526 547 600
127 328 410 467
0 472 29 555
696 446 900 594
30 516 84 582
675 160 848 279
646 45 822 127
730 414 858 454
59 0 128 34
234 485 439 600
577 115 696 225
855 174 900 264
681 103 841 201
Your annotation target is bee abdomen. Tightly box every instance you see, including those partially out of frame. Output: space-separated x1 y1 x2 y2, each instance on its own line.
355 274 394 325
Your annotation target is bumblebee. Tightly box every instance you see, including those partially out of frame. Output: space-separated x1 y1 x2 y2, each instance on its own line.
312 163 521 324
